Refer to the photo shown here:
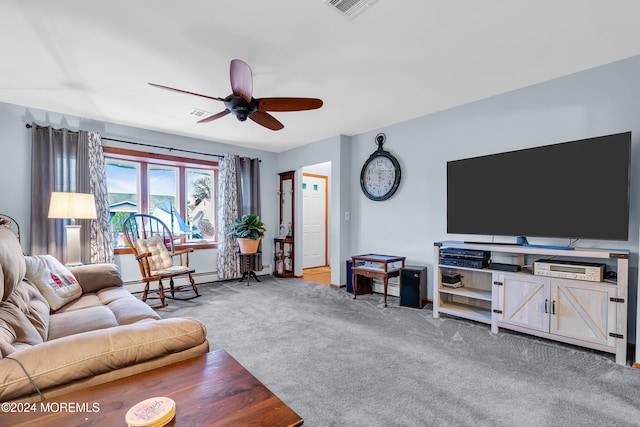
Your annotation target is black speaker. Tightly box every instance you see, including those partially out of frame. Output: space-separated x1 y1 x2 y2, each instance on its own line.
400 266 428 309
346 260 353 294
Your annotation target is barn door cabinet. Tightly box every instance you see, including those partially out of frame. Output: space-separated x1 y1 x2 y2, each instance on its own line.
494 274 618 348
433 241 628 365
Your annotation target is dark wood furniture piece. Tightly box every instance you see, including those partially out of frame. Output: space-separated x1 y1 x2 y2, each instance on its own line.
4 350 304 427
274 237 294 277
238 251 261 285
275 171 295 278
351 254 406 307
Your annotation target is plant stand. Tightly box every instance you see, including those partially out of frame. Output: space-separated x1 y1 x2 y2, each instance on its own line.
238 252 261 286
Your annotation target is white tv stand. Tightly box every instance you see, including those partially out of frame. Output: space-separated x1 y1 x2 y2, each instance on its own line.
433 241 629 365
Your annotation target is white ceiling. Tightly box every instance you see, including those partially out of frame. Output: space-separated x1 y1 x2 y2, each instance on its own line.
2 1 640 153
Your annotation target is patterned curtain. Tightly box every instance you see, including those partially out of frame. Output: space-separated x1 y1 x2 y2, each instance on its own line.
217 154 242 279
84 131 114 263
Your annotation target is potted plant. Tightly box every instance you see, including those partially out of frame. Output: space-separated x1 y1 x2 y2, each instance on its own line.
229 214 266 254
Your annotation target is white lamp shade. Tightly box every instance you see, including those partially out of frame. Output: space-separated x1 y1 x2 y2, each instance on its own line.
48 192 97 220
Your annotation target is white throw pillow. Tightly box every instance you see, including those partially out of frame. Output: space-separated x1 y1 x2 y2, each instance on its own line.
134 235 173 273
24 254 82 311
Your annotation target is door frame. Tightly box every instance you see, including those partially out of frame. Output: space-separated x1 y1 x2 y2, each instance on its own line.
302 172 329 267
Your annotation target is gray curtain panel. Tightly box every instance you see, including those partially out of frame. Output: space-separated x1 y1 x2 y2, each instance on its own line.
31 125 87 262
30 125 112 264
238 157 262 270
216 154 242 279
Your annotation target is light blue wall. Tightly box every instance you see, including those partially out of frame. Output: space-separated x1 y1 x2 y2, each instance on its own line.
283 55 640 343
2 54 640 348
276 134 351 285
0 102 279 281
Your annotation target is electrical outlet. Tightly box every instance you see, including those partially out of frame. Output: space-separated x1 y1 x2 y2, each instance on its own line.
345 211 350 220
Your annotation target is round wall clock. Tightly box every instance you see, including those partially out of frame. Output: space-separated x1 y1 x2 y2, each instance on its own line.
360 133 401 201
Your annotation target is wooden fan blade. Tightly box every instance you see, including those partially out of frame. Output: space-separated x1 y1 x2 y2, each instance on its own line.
258 97 323 112
230 59 253 103
250 111 284 131
197 109 230 123
148 83 225 102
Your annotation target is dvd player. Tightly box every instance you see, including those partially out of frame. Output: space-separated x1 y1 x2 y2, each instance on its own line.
533 259 605 282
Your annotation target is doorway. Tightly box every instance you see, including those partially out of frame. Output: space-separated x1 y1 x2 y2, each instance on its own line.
301 165 330 285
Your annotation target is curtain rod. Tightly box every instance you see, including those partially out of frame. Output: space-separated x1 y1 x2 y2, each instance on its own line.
26 123 224 158
100 136 224 158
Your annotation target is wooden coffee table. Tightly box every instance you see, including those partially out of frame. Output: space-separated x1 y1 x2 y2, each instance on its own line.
4 350 303 426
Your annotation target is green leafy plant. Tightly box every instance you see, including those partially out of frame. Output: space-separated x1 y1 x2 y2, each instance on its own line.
228 214 266 240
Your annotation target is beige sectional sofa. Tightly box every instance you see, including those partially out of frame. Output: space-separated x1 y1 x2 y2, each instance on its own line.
0 227 209 402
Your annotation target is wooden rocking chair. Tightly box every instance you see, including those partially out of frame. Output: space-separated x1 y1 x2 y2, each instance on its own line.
122 214 199 308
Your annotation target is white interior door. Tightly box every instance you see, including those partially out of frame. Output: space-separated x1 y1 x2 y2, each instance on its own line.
302 174 327 268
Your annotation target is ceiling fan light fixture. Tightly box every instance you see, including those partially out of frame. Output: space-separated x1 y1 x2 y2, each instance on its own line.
324 0 378 20
150 59 322 131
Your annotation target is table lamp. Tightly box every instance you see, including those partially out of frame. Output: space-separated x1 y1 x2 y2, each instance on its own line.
48 192 97 266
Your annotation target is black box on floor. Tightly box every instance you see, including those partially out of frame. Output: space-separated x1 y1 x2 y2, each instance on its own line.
346 260 353 293
400 266 428 309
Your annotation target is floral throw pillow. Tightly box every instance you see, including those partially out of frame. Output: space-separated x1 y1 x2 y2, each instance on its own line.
24 254 82 311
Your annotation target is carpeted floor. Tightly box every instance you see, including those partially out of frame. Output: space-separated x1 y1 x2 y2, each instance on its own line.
158 276 640 426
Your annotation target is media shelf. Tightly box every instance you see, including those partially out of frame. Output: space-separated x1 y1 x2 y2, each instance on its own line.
434 241 629 365
438 286 492 301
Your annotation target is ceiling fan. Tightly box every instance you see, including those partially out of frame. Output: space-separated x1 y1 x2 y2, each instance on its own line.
149 59 323 131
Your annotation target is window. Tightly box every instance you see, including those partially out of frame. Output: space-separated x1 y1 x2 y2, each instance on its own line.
104 147 218 251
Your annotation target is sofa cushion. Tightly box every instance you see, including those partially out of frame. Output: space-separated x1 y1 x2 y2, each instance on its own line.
0 280 50 356
134 235 173 273
53 294 102 313
67 263 123 294
48 306 119 341
0 227 26 302
0 317 208 401
108 298 160 325
24 255 82 311
96 286 139 305
50 288 159 336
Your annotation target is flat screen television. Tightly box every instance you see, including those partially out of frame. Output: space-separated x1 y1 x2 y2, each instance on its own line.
447 131 631 241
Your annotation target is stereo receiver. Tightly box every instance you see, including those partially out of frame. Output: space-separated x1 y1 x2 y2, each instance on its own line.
532 259 605 282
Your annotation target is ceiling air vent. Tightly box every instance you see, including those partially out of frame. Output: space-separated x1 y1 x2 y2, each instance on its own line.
189 108 213 119
324 0 378 20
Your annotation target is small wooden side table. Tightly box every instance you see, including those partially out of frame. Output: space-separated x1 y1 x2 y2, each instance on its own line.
238 252 261 285
351 254 406 307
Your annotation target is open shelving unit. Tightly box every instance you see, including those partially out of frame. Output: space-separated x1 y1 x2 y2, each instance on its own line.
438 266 493 323
433 241 629 365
